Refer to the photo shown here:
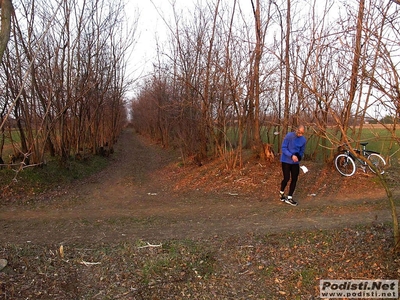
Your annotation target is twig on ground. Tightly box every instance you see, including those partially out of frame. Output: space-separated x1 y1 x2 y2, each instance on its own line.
137 242 162 249
80 261 101 266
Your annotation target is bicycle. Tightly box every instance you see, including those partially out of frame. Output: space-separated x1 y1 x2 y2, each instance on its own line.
334 142 386 177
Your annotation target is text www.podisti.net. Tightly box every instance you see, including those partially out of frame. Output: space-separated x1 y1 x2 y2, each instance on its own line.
320 279 398 299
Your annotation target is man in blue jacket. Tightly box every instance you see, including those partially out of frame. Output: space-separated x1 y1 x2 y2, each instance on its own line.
279 125 307 206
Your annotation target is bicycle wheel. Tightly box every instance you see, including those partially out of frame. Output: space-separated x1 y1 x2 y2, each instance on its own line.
334 154 356 176
367 153 386 174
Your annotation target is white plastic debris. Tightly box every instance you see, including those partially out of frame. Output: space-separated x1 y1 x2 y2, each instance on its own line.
300 165 308 173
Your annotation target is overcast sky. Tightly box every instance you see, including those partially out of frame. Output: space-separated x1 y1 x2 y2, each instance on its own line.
126 0 332 82
127 0 194 82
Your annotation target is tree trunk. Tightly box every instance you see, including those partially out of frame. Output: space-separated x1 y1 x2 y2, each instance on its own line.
342 0 364 140
250 0 263 157
0 0 13 64
282 0 291 137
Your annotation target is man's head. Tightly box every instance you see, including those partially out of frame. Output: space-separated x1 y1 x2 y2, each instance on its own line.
296 125 305 137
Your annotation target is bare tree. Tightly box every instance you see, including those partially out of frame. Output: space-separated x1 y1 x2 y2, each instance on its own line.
283 0 291 136
0 0 133 169
341 0 365 142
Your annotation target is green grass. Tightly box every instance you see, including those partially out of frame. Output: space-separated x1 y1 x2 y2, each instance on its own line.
298 267 318 286
132 239 217 285
220 125 400 163
0 155 109 199
287 126 399 163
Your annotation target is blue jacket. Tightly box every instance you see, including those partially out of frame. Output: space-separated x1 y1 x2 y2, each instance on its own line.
280 132 307 164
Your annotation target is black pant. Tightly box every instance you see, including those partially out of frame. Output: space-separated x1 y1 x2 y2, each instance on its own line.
280 162 300 197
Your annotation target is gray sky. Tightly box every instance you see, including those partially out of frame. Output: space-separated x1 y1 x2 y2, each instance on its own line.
127 0 193 81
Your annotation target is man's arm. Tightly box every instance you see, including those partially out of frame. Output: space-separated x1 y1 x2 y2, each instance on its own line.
281 135 293 158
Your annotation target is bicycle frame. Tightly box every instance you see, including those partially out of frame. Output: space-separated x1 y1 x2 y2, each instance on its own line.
344 143 372 170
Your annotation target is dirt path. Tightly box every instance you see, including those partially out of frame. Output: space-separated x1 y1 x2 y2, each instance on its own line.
0 128 395 245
